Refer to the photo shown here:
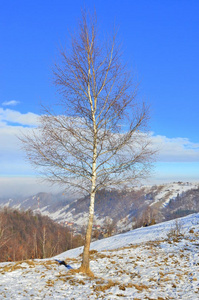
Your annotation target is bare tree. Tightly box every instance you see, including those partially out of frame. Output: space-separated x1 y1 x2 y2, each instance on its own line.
0 214 12 251
21 12 155 274
105 217 117 237
41 226 46 259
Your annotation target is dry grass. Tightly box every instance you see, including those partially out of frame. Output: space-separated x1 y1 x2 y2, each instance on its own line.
93 279 118 292
68 265 95 278
0 260 36 273
67 278 86 286
132 283 149 291
0 258 60 275
45 279 55 287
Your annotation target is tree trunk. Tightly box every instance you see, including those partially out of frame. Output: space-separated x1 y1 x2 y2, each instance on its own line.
42 226 46 259
80 190 95 273
80 64 97 274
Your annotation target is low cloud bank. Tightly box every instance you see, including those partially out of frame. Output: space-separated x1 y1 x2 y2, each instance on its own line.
0 177 61 197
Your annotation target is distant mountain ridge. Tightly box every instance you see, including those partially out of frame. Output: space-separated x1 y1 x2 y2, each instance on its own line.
0 181 199 233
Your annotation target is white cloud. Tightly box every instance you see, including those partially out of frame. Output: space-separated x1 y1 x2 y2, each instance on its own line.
0 108 40 183
0 125 35 177
2 100 20 106
0 108 39 127
152 134 199 162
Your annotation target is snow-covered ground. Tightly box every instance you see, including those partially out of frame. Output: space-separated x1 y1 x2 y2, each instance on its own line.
1 213 199 299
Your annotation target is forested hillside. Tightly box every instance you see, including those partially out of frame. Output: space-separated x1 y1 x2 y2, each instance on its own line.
0 209 84 262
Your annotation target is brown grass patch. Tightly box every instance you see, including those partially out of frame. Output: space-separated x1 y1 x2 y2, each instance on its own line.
55 273 86 285
1 260 36 273
110 260 116 264
159 271 165 277
68 278 86 286
93 279 118 292
93 279 148 294
88 250 98 260
45 279 55 287
109 244 139 252
95 253 107 259
132 283 149 291
89 249 98 255
63 257 79 263
69 265 95 278
161 277 171 282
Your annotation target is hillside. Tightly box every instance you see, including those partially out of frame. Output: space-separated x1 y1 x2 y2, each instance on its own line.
1 181 198 235
0 208 84 262
1 213 199 299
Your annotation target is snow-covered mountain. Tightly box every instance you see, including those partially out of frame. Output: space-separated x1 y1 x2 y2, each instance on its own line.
1 213 199 299
1 181 199 233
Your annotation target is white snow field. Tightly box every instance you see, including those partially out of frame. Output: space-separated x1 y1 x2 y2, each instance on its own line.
1 213 199 299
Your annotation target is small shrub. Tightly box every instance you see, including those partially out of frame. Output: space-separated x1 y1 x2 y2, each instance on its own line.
167 219 184 242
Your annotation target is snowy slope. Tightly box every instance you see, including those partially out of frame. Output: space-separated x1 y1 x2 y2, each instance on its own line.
1 213 199 299
149 181 198 208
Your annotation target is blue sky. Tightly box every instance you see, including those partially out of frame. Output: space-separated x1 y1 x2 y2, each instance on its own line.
0 0 199 195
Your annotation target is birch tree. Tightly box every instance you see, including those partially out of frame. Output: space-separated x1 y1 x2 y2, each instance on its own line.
21 13 154 274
